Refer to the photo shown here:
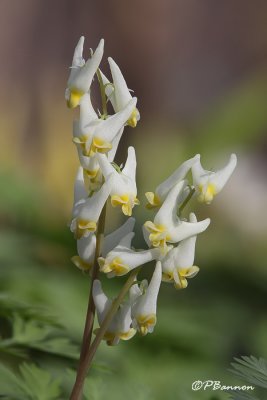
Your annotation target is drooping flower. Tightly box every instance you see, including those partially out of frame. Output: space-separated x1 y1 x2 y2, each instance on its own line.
98 232 160 278
71 233 96 271
93 280 136 345
144 180 210 251
71 218 135 272
70 174 114 239
66 37 104 108
76 128 125 193
161 213 201 289
145 154 200 208
100 57 140 127
73 98 137 158
97 146 139 216
131 261 162 335
103 217 135 256
192 153 237 204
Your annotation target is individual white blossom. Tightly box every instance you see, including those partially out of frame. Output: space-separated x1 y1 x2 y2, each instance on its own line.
145 154 200 208
131 261 162 335
71 218 135 272
98 232 160 278
71 233 96 271
144 180 210 251
66 37 104 108
103 217 135 256
70 174 114 239
73 98 137 158
192 153 237 204
93 280 136 345
161 213 201 289
97 146 139 216
100 57 140 127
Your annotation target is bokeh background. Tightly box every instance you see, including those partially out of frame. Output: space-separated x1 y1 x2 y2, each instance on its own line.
1 1 267 399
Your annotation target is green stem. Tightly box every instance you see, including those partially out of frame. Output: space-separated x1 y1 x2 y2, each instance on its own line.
76 266 142 380
179 187 195 215
70 204 107 400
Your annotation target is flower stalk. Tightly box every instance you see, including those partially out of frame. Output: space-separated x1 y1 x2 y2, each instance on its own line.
65 36 237 400
70 203 107 400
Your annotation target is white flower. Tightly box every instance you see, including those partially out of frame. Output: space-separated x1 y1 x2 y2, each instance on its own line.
71 166 88 218
73 98 137 157
97 146 139 216
93 280 136 345
145 154 200 208
103 217 135 256
66 37 104 108
131 261 162 335
192 153 237 204
100 57 140 127
161 213 201 289
71 218 135 272
71 233 96 272
70 174 114 239
76 128 125 193
98 232 160 278
144 180 210 251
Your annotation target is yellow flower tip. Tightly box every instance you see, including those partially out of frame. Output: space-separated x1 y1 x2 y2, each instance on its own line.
145 192 161 209
144 221 168 249
174 278 188 290
174 266 200 290
162 271 174 283
75 220 97 238
94 328 118 346
83 168 99 179
99 257 130 276
89 137 112 157
119 328 136 341
67 89 84 108
73 134 91 156
111 194 138 216
137 314 157 336
71 255 92 272
198 183 217 204
127 108 139 128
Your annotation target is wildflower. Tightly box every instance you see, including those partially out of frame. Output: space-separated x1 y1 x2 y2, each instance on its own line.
66 37 104 108
192 153 237 204
103 217 135 256
71 166 88 218
71 218 135 272
73 98 137 157
145 154 200 208
71 234 96 271
144 180 210 251
98 232 160 277
97 146 139 216
161 213 202 289
101 57 140 127
131 261 162 335
70 175 114 239
93 280 136 345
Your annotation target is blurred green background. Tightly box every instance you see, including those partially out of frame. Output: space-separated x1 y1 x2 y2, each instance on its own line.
1 1 267 399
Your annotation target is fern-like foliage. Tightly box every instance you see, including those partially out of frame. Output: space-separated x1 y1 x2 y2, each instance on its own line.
0 363 61 400
0 294 79 360
228 355 267 400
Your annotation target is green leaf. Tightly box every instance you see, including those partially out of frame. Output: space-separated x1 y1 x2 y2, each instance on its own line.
19 363 61 400
0 363 61 400
230 356 267 390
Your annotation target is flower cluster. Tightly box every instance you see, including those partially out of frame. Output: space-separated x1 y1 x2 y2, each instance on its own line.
66 37 237 346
